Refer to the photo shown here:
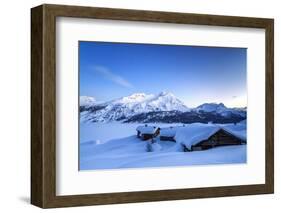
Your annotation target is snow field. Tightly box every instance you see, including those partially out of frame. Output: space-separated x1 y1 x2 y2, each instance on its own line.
80 122 246 170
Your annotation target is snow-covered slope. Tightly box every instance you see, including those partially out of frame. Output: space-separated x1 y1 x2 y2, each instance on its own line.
81 92 190 122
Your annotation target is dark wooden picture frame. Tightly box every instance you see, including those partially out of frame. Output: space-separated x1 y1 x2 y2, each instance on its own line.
31 4 274 208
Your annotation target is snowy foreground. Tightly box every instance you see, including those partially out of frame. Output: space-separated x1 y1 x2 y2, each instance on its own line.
80 122 246 170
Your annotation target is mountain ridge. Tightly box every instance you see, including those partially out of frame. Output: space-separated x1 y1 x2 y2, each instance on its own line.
80 92 246 123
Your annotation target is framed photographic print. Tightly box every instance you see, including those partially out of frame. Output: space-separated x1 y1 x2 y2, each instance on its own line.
31 4 274 208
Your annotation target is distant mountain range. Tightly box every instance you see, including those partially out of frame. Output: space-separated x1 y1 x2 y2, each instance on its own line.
80 92 246 124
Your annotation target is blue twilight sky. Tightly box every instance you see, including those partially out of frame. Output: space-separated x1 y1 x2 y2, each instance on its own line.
79 41 247 108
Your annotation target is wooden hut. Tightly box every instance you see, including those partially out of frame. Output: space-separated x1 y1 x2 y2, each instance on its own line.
159 126 177 142
174 124 246 152
136 125 160 141
191 128 246 151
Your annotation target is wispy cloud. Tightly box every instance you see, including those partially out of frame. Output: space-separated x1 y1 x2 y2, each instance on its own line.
92 65 134 88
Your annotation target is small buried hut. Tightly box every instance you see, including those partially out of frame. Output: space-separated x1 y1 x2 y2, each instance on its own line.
159 127 177 142
136 125 160 141
174 124 246 151
159 125 186 142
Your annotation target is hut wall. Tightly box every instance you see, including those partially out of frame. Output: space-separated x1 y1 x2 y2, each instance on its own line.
192 129 245 151
141 134 153 140
160 136 176 142
211 129 244 145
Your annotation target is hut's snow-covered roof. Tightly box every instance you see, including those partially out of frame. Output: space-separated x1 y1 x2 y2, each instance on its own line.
175 124 220 149
136 125 159 134
159 127 178 137
220 122 247 141
222 127 247 141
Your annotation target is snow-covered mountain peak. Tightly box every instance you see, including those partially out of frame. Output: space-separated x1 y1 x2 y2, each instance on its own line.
116 93 152 104
146 91 189 112
128 93 147 99
158 91 174 97
195 102 227 112
80 96 96 107
157 91 180 100
114 91 189 112
80 92 190 122
193 102 246 118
